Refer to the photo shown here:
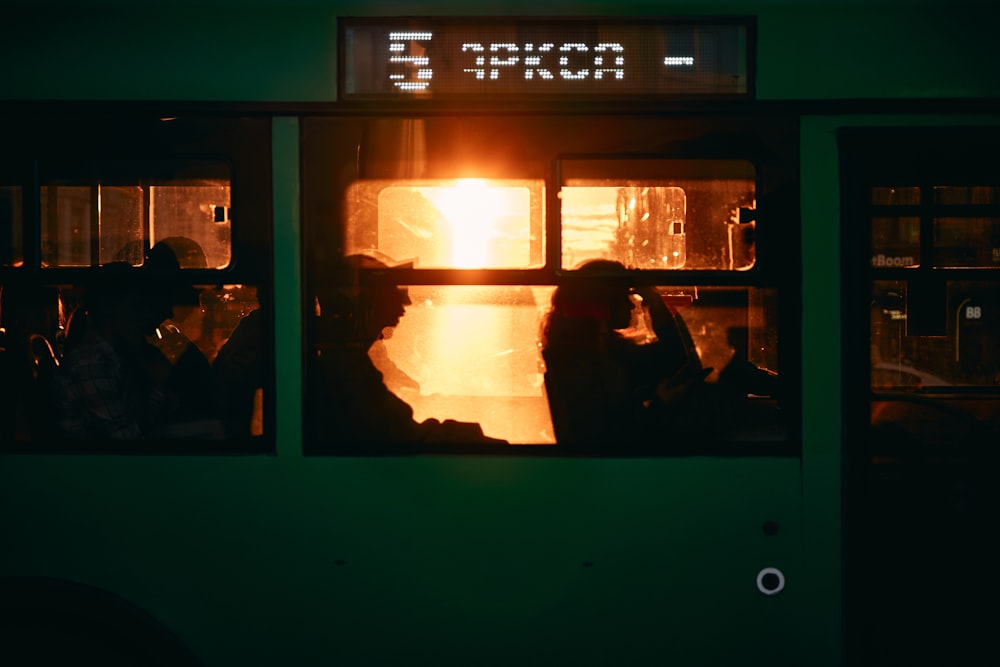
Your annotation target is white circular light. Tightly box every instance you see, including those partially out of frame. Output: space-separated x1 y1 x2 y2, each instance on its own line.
756 567 786 596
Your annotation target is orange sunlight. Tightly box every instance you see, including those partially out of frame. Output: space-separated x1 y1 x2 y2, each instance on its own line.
424 179 503 268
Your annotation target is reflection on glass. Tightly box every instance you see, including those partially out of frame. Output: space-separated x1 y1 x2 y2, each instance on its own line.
870 278 1000 449
101 186 144 264
41 186 92 267
871 216 919 268
871 280 1000 389
347 179 543 269
871 186 920 205
933 185 999 205
561 169 755 270
151 185 231 269
868 184 1000 450
39 179 231 268
1 185 22 266
664 286 779 386
933 217 1000 268
562 186 691 269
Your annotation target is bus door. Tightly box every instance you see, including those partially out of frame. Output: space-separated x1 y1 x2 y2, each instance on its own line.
841 127 1000 666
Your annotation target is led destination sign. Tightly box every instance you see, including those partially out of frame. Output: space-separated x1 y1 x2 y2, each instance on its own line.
341 18 750 99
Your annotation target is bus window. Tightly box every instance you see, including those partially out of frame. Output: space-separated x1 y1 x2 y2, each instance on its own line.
306 276 783 451
933 215 1000 268
302 115 796 454
870 280 1000 389
38 162 231 269
932 185 1000 268
150 183 232 269
345 179 543 269
0 279 263 446
1 185 23 267
560 159 756 270
309 283 555 449
871 279 1000 444
1 149 269 450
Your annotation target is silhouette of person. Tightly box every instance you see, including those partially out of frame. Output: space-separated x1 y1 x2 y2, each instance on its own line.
144 238 217 426
309 253 506 447
718 326 779 398
539 259 712 449
52 263 177 439
213 282 267 439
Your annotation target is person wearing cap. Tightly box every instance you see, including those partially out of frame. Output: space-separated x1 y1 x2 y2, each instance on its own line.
309 253 506 447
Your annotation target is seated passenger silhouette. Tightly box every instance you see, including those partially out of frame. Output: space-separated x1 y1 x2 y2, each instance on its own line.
213 282 267 439
53 263 178 440
310 253 506 447
718 326 780 399
145 238 217 427
540 259 712 449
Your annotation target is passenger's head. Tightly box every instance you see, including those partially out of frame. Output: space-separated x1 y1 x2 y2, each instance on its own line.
79 262 163 345
318 253 411 345
152 236 208 270
147 238 204 320
547 259 635 334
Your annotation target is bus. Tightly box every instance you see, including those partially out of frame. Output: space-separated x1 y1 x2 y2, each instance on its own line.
2 2 998 665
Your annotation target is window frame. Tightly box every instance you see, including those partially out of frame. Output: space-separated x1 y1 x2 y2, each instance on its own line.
301 112 801 456
0 112 275 454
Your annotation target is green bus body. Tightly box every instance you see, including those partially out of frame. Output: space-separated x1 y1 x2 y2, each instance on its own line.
2 2 998 665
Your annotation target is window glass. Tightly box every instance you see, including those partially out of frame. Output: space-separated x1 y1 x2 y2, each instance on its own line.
869 184 1000 270
344 179 544 268
304 116 795 454
870 279 1000 449
3 162 258 445
871 280 1000 390
871 186 920 205
1 185 22 266
560 159 756 270
151 184 231 269
308 279 782 449
933 185 999 205
39 165 231 268
367 285 555 444
1 281 262 443
871 216 920 268
39 185 146 266
933 217 1000 268
2 115 272 451
866 178 1000 448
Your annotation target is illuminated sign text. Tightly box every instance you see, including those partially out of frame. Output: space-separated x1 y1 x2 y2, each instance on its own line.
342 19 750 99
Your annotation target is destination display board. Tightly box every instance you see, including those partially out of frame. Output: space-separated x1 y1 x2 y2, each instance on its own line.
340 17 751 99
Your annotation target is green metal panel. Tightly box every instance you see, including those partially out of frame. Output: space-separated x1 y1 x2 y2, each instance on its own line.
0 455 803 665
799 112 1000 667
757 4 1000 100
3 1 996 665
2 2 998 102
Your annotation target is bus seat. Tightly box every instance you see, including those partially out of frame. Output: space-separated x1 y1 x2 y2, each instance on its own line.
26 333 60 440
30 333 59 378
